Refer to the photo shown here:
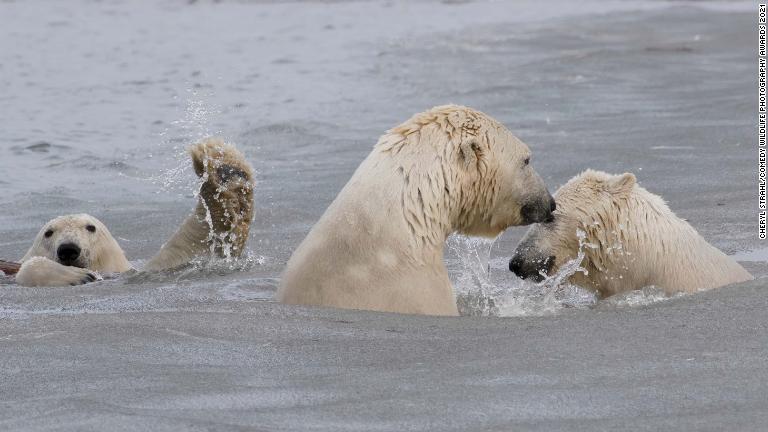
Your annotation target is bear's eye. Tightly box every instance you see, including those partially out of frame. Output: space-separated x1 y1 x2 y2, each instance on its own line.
44 229 54 238
86 224 96 233
523 157 530 166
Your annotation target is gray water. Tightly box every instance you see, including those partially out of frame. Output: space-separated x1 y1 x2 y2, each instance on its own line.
1 1 766 431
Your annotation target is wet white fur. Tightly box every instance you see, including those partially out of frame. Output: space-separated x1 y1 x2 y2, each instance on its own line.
521 170 753 296
16 214 128 287
278 105 552 315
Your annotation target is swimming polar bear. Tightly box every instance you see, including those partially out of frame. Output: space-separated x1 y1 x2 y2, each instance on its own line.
509 170 753 296
278 105 556 315
13 138 255 287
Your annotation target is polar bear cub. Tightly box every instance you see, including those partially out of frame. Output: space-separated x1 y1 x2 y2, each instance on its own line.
16 214 131 286
278 105 556 315
509 170 753 297
15 138 254 287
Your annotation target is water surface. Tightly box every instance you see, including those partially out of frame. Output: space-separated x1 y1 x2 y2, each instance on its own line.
0 1 763 431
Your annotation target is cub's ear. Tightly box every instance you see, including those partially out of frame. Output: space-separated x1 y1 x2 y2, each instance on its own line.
607 172 636 194
458 138 483 169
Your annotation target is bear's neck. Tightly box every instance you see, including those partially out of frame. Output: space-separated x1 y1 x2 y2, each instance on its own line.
339 152 455 266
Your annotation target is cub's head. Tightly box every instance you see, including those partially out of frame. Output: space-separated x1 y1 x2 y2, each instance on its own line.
22 214 132 273
508 170 637 287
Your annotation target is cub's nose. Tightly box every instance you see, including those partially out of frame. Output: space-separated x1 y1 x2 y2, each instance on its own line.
509 255 525 276
509 253 555 282
57 243 81 264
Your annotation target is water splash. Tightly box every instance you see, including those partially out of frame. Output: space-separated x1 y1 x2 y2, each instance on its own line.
448 230 597 317
143 90 258 274
447 235 498 316
149 88 226 195
448 230 685 316
126 251 267 285
596 285 683 309
166 88 225 142
173 250 267 280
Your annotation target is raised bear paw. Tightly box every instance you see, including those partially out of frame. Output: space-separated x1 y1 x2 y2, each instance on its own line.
189 138 255 258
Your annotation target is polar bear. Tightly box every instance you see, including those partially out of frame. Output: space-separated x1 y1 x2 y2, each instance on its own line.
277 105 556 315
13 138 254 287
508 169 753 297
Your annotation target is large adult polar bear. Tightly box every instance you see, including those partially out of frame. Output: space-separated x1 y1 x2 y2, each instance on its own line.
12 138 254 287
509 170 753 296
278 105 556 315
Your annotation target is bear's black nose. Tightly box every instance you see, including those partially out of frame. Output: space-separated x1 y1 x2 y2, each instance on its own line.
509 253 554 282
509 255 524 275
522 197 555 224
57 243 81 264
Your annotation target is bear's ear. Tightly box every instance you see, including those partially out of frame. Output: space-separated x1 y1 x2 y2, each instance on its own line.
458 138 483 170
606 172 636 194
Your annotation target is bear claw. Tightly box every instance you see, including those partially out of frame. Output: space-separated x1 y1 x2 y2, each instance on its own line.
71 273 98 285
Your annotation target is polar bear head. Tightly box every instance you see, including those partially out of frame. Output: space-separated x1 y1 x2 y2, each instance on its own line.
22 214 132 273
508 170 639 291
379 105 555 242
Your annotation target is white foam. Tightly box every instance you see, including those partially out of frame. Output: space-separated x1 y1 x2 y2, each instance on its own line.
447 231 681 317
448 232 597 317
597 285 683 309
